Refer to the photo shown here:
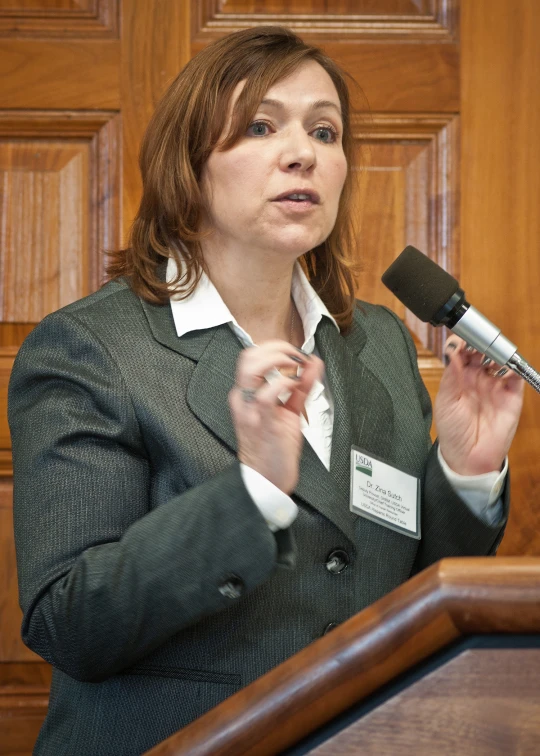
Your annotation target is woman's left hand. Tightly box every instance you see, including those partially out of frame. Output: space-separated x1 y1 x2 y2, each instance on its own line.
434 336 525 476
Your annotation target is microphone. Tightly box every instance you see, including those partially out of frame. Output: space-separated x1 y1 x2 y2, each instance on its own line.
381 245 540 394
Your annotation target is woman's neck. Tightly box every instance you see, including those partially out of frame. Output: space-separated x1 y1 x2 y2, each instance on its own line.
203 252 303 347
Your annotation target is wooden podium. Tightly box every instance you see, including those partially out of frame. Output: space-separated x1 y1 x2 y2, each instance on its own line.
145 558 540 756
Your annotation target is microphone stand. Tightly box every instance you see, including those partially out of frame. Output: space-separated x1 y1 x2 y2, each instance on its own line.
507 353 540 394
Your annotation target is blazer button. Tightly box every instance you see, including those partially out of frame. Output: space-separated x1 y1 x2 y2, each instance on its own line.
218 575 244 599
323 622 338 635
325 549 350 574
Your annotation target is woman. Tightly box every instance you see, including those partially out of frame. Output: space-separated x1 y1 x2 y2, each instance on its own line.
9 26 523 756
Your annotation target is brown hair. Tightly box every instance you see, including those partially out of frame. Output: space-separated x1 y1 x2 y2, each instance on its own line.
106 25 363 331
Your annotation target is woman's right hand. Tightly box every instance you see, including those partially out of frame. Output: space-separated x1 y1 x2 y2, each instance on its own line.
229 341 324 494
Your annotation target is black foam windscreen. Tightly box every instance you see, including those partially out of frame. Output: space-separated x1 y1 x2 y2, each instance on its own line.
381 246 460 323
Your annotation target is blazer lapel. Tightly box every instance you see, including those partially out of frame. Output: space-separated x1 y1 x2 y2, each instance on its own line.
141 296 241 454
293 315 395 546
319 315 395 482
186 325 243 453
140 296 216 363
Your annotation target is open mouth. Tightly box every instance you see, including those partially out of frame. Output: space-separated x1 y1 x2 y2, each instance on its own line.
272 190 320 204
279 195 314 203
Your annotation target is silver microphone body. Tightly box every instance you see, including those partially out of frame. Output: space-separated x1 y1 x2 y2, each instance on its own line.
449 305 540 393
451 305 517 364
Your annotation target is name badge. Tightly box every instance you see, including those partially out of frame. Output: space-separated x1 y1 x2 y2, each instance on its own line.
350 446 421 539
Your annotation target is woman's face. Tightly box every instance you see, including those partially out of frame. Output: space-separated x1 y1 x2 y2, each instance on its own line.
200 61 348 264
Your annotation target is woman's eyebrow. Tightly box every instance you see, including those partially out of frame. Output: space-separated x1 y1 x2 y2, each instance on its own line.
259 98 342 118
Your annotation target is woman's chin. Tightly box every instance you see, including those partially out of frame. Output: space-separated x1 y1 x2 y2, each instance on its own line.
266 231 325 257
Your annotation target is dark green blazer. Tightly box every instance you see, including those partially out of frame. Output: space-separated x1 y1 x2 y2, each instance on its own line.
8 277 508 756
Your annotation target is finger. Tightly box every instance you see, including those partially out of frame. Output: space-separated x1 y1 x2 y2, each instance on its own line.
293 353 324 388
484 365 509 378
233 375 266 396
465 351 499 385
241 340 310 365
443 335 466 358
229 385 262 424
462 352 506 394
441 339 466 401
460 353 525 405
487 365 525 395
478 358 509 386
458 344 482 367
504 370 526 397
442 338 489 400
283 355 325 414
443 337 467 372
444 336 488 369
441 336 526 414
254 373 306 418
236 346 310 388
255 356 323 418
444 338 496 392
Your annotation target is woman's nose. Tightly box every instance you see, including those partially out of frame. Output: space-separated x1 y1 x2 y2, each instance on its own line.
279 128 316 171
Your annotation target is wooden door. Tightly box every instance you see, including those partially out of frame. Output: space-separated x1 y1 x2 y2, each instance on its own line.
0 2 190 751
1 1 539 752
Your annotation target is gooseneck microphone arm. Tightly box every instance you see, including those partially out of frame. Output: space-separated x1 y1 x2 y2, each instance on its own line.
506 354 540 394
382 246 540 395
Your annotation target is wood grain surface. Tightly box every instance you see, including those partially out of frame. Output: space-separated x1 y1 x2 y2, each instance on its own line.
0 0 119 37
194 0 457 40
0 40 119 109
1 140 89 321
0 662 51 756
121 0 190 242
461 0 540 556
144 558 540 756
216 0 433 12
0 110 121 477
353 112 459 364
310 649 540 755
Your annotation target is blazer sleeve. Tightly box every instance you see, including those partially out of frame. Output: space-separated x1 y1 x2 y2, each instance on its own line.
381 309 509 572
8 310 279 682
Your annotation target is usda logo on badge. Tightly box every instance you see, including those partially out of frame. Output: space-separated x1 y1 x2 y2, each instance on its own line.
355 452 373 477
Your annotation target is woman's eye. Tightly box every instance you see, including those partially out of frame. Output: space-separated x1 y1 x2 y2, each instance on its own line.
247 121 271 137
313 126 338 143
